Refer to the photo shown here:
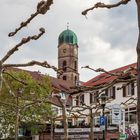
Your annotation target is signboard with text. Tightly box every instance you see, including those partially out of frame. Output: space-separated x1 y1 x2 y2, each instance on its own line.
112 104 121 124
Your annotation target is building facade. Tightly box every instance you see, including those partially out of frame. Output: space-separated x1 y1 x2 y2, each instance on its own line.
71 63 137 139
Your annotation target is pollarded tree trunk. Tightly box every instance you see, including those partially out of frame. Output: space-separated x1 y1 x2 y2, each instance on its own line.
56 96 68 140
136 0 140 138
62 104 68 140
0 61 3 91
90 109 94 140
50 119 54 140
15 96 19 140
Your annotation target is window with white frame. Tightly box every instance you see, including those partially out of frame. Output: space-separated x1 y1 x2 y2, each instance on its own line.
75 94 84 106
105 86 116 99
94 92 99 104
90 91 99 104
125 107 137 125
123 82 135 97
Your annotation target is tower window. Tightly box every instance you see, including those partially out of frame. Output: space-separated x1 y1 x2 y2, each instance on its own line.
76 96 79 106
75 76 77 85
63 61 67 72
74 61 77 71
80 94 84 105
63 76 67 81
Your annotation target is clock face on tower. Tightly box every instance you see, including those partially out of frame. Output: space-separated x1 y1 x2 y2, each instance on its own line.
63 49 66 53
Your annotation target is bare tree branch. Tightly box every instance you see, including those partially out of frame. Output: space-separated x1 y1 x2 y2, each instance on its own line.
3 60 62 75
82 65 136 77
19 99 53 112
1 28 45 63
71 76 136 95
8 0 53 37
3 72 27 86
82 0 131 16
0 101 16 108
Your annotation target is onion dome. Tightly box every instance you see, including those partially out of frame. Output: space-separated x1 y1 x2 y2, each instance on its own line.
58 29 78 45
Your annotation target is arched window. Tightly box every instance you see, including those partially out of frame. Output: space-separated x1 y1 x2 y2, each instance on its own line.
63 60 67 72
63 76 67 81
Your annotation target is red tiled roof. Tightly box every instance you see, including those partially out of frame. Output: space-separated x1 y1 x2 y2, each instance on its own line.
83 63 137 86
5 67 72 106
6 67 72 92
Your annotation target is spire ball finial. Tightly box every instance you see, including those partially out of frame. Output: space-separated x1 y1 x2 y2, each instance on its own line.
67 22 69 30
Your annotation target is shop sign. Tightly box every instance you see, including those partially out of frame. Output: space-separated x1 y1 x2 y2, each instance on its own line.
112 104 121 124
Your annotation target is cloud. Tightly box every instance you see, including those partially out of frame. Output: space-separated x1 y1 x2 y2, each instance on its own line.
0 0 138 82
79 36 136 81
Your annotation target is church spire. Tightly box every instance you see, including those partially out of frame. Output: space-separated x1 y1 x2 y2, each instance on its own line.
67 22 69 30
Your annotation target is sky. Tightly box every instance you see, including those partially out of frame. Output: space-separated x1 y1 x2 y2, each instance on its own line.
0 0 138 82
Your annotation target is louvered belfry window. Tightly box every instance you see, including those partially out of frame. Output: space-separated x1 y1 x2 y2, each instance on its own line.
63 61 67 72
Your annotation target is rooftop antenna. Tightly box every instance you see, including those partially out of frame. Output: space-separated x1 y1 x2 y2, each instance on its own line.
67 22 69 30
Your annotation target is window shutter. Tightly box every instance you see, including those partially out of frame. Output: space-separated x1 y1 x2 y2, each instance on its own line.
131 83 135 95
123 86 126 97
81 94 84 104
76 96 79 106
112 86 116 99
62 61 67 72
105 89 108 96
90 94 93 104
95 91 99 103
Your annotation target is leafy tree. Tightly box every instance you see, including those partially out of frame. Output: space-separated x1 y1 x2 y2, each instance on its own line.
0 70 53 139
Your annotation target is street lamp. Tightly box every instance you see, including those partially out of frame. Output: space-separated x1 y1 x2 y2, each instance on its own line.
98 93 108 140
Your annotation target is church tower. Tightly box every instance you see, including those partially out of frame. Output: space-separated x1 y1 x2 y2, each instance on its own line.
58 28 79 86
